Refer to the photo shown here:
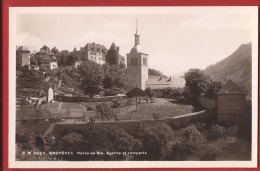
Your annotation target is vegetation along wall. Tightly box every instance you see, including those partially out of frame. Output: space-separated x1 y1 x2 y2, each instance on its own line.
51 110 214 139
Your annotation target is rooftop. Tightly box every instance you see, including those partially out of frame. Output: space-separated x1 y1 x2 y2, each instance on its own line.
16 46 30 52
217 79 245 94
145 76 185 89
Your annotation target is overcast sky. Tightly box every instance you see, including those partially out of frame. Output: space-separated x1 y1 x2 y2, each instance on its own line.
15 7 256 76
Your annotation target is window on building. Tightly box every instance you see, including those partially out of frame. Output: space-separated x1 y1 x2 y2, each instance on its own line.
143 58 147 65
94 53 97 55
99 57 101 60
91 56 93 59
94 57 96 60
131 58 137 65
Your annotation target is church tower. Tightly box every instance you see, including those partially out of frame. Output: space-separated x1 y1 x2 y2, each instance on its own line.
127 20 148 92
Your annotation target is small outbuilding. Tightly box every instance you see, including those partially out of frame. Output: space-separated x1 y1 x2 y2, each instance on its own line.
216 79 247 124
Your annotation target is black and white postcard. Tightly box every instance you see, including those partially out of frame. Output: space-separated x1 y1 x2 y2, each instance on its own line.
9 6 258 168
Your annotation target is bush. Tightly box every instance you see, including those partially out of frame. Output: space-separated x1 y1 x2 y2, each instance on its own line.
96 103 114 121
200 145 222 161
111 98 121 108
166 141 194 160
104 89 117 96
207 124 226 141
194 122 206 132
153 112 160 120
134 123 174 160
180 124 205 147
224 126 238 137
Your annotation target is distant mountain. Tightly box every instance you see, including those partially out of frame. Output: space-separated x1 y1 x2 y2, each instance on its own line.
204 43 252 95
148 68 166 77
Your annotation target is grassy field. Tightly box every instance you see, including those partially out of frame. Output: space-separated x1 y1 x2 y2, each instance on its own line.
42 102 86 118
120 99 197 120
42 98 199 121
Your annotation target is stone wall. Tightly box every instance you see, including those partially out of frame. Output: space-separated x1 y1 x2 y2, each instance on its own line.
51 110 214 138
197 95 216 110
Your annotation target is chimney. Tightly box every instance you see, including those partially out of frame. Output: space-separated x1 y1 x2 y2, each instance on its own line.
167 76 171 82
81 47 83 51
117 47 120 51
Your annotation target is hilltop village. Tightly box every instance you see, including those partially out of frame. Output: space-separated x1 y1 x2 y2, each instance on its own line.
16 22 252 161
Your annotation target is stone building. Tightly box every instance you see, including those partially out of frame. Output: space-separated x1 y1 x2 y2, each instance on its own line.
126 21 185 94
16 46 30 68
35 48 58 69
145 76 185 97
127 21 149 92
71 43 108 65
106 42 120 65
216 79 247 123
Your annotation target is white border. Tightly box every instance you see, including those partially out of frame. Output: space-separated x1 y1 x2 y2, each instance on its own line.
9 7 258 168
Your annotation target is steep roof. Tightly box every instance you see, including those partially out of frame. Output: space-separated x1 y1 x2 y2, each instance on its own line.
217 79 245 94
145 76 185 90
16 109 53 121
109 42 119 51
83 42 108 53
36 48 48 54
16 46 30 52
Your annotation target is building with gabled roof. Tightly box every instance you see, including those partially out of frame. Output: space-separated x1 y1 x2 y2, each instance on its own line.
70 42 108 65
145 76 185 97
35 48 58 69
216 79 247 123
217 79 245 94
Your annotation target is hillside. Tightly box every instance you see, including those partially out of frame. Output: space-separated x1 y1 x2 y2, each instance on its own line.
148 68 166 77
204 43 252 95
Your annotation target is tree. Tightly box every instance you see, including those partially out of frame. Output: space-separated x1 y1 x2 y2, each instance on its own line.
102 64 127 90
66 53 78 66
205 81 223 98
58 54 65 66
184 68 212 97
148 68 165 77
96 103 114 121
119 56 126 68
51 47 59 54
162 87 172 99
56 123 140 161
42 45 50 52
17 65 45 89
134 123 173 160
170 88 183 99
145 87 154 98
78 61 104 97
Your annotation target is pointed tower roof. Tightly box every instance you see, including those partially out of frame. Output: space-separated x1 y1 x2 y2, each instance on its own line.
130 19 146 54
109 42 119 51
